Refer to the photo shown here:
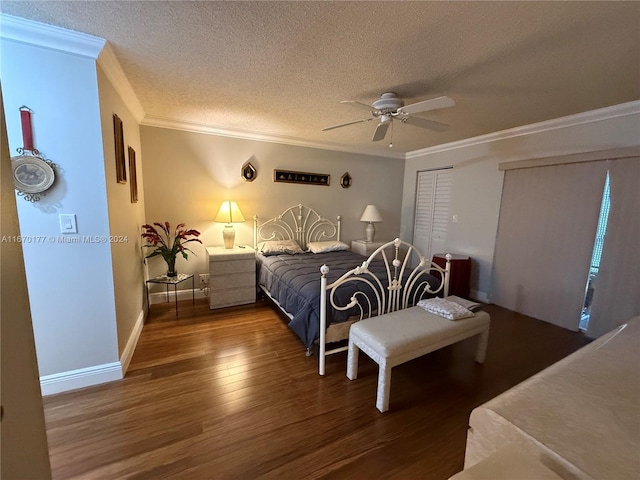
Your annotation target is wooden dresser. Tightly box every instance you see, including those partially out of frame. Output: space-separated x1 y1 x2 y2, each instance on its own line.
206 246 256 309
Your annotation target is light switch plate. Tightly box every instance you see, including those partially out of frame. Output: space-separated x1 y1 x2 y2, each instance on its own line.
59 214 77 233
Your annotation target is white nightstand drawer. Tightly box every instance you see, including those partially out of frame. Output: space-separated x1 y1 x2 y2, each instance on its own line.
211 258 255 275
209 287 256 309
210 272 255 290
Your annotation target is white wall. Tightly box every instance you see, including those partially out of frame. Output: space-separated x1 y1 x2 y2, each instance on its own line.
401 104 640 302
140 125 405 280
1 38 120 385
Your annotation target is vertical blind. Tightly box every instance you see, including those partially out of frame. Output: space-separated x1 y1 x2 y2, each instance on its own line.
587 157 640 338
491 161 608 331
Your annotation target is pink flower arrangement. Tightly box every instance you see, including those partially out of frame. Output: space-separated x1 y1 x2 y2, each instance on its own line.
141 222 202 276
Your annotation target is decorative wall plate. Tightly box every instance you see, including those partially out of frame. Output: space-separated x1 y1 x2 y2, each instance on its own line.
241 161 257 182
12 155 55 194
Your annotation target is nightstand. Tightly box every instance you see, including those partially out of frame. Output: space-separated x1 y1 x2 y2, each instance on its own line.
206 246 256 309
351 239 387 256
432 253 471 299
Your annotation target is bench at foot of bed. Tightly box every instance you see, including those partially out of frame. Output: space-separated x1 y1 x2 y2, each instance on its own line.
346 306 490 413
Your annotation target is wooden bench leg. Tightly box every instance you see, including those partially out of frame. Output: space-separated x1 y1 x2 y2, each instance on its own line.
475 328 490 363
346 337 359 380
376 361 392 413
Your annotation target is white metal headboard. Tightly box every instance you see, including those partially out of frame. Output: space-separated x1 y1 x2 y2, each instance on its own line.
254 204 341 251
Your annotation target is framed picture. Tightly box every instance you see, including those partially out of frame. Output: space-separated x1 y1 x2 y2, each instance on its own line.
273 169 330 186
113 114 126 184
128 146 138 203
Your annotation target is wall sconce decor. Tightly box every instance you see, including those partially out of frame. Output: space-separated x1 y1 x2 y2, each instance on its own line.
214 200 246 249
340 172 352 189
274 169 330 186
360 204 383 243
241 161 257 182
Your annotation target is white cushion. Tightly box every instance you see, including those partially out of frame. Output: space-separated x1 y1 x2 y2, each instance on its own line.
417 297 475 320
350 306 490 358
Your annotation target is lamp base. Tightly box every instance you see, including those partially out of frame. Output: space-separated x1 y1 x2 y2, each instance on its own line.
222 225 236 249
365 222 375 243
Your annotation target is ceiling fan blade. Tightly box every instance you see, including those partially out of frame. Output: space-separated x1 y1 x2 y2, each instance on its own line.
322 118 373 132
397 96 455 115
372 122 390 142
341 100 377 112
402 115 450 132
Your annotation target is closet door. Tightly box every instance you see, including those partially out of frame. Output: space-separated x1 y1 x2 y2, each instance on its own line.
413 169 452 260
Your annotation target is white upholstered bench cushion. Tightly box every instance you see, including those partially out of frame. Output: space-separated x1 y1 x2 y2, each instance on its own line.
350 306 491 358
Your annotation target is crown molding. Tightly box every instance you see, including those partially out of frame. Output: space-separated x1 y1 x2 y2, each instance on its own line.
97 43 145 123
141 115 405 159
0 13 105 59
406 100 640 159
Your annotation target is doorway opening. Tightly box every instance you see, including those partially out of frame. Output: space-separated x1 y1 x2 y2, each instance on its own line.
580 171 610 331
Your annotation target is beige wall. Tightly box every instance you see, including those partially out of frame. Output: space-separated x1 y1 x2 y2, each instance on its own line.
98 66 147 358
141 126 405 279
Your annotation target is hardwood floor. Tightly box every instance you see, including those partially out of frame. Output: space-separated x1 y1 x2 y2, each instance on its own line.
43 299 590 479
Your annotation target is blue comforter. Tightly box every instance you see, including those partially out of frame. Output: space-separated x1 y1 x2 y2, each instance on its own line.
256 250 440 349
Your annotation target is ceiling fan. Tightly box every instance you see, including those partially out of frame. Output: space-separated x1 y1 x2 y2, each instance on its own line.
322 92 455 144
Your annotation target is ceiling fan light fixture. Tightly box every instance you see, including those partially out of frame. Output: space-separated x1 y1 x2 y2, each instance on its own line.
371 92 404 112
323 92 455 144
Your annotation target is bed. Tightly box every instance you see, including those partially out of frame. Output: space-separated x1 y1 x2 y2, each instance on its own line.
462 316 640 479
255 204 452 375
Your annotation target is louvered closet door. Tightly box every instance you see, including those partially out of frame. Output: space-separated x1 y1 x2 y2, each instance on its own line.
413 169 452 260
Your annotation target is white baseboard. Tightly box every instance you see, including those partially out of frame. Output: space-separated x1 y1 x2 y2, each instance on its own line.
40 362 123 396
120 309 145 375
148 287 207 305
470 290 490 304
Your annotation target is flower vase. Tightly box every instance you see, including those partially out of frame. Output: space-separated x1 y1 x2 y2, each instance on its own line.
166 257 177 277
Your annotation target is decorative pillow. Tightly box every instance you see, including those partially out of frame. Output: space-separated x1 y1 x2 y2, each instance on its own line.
307 240 350 254
258 239 304 255
417 297 475 320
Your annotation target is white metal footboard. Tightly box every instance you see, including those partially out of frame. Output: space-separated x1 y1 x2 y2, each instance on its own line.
318 238 451 375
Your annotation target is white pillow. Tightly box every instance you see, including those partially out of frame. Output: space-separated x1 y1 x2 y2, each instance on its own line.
307 240 350 254
258 239 304 255
417 297 475 320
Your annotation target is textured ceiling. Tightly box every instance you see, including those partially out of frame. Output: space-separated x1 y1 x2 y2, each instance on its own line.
2 1 639 155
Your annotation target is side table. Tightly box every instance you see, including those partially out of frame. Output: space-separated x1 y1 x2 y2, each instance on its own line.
146 273 194 316
432 253 471 298
351 239 387 256
206 246 256 309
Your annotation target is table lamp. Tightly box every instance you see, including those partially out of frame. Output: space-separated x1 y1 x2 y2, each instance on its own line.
360 204 383 243
215 200 245 249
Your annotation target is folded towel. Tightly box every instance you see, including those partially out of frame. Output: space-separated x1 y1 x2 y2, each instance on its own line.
417 297 475 320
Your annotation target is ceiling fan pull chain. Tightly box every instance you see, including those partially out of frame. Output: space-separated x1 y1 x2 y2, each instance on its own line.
389 119 394 148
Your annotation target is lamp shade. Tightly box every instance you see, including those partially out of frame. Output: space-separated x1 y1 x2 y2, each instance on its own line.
360 205 383 223
214 200 245 224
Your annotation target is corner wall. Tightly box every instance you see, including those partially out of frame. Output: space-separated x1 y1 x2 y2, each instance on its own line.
401 103 640 302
